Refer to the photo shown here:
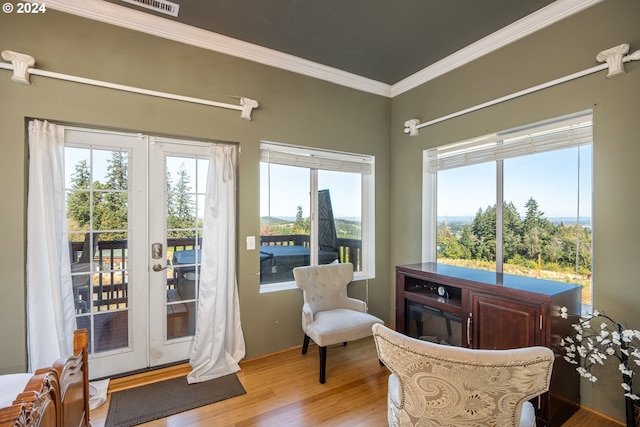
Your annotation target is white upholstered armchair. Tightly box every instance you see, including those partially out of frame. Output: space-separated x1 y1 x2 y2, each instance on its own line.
293 263 383 383
372 324 554 427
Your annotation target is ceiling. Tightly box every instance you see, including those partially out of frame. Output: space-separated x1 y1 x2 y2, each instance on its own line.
44 0 601 96
102 0 558 85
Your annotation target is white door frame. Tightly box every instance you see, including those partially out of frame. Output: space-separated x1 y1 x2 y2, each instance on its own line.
65 129 213 378
148 137 211 366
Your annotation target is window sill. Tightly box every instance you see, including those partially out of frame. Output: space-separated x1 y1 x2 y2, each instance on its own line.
258 273 374 294
259 281 297 293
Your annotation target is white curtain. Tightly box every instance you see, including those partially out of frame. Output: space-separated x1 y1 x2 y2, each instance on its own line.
188 144 245 383
26 119 76 372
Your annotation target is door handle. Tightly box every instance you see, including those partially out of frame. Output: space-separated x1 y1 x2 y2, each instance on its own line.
152 263 168 272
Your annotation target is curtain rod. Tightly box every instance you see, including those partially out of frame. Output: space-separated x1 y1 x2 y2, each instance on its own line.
1 50 259 120
404 43 640 136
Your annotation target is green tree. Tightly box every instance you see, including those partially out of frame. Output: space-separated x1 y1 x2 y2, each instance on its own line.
167 165 195 237
522 198 553 261
471 206 496 261
558 224 592 272
98 151 129 240
503 201 523 262
523 198 544 231
66 159 92 228
293 205 306 233
441 235 465 258
458 225 475 259
166 170 176 223
437 195 591 282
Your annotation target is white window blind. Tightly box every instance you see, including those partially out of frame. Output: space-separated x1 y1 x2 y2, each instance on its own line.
260 141 373 174
426 111 593 173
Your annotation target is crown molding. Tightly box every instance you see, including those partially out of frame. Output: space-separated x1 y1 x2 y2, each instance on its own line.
391 0 605 97
44 0 392 97
45 0 601 99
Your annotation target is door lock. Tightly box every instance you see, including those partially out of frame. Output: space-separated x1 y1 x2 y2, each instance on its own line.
152 242 163 259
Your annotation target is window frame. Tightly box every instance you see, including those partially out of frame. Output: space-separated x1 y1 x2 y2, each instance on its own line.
422 111 593 286
260 141 375 291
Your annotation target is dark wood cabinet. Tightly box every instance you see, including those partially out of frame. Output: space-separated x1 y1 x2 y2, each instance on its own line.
470 291 543 350
396 262 582 427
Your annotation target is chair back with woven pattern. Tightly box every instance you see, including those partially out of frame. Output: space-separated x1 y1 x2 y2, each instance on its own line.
372 324 553 427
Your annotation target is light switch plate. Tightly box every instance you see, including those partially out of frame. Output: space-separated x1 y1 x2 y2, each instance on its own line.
246 235 256 250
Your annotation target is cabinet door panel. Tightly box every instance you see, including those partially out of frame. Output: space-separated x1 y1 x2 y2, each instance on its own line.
471 292 540 350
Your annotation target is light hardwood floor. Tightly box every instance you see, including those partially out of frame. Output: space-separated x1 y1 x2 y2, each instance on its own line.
89 337 623 427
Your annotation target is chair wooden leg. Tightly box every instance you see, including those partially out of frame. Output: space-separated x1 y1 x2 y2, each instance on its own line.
302 334 310 355
319 346 327 384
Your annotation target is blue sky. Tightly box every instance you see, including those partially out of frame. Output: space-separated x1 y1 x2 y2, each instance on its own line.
65 144 591 223
65 147 208 192
259 146 592 221
437 146 592 219
260 163 362 219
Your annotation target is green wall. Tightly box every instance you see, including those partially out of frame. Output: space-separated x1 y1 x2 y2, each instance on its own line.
0 10 391 373
390 0 640 421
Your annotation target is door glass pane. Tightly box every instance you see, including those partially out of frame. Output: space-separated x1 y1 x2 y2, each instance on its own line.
165 156 206 339
259 163 310 284
66 147 130 354
318 170 360 270
436 162 497 272
503 146 592 304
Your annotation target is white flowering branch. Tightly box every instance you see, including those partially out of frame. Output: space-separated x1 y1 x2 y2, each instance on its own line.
560 307 640 401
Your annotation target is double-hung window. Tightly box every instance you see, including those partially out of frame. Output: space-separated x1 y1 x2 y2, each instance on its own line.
260 142 375 289
423 111 593 306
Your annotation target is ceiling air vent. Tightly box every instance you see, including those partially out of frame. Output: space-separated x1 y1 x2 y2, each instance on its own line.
120 0 180 17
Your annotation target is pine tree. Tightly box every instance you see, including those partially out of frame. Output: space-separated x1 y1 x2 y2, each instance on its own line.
293 205 307 234
503 201 523 261
523 198 544 231
98 151 129 240
169 165 195 237
66 159 92 228
471 205 496 261
166 170 178 232
522 197 552 261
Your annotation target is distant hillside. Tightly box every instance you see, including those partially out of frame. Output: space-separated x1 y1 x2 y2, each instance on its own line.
260 216 291 225
437 216 591 226
261 216 361 239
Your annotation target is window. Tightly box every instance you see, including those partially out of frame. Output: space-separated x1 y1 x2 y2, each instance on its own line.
423 111 593 306
260 142 375 289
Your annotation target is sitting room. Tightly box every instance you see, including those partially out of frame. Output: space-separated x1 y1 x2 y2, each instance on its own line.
1 0 639 425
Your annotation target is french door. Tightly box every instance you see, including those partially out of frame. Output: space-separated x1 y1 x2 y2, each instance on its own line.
65 128 211 379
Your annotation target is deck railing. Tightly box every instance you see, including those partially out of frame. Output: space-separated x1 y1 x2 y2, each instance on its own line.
70 235 361 313
70 237 203 313
259 234 362 270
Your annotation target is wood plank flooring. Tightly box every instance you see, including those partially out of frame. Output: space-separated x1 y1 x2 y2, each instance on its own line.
89 337 623 427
